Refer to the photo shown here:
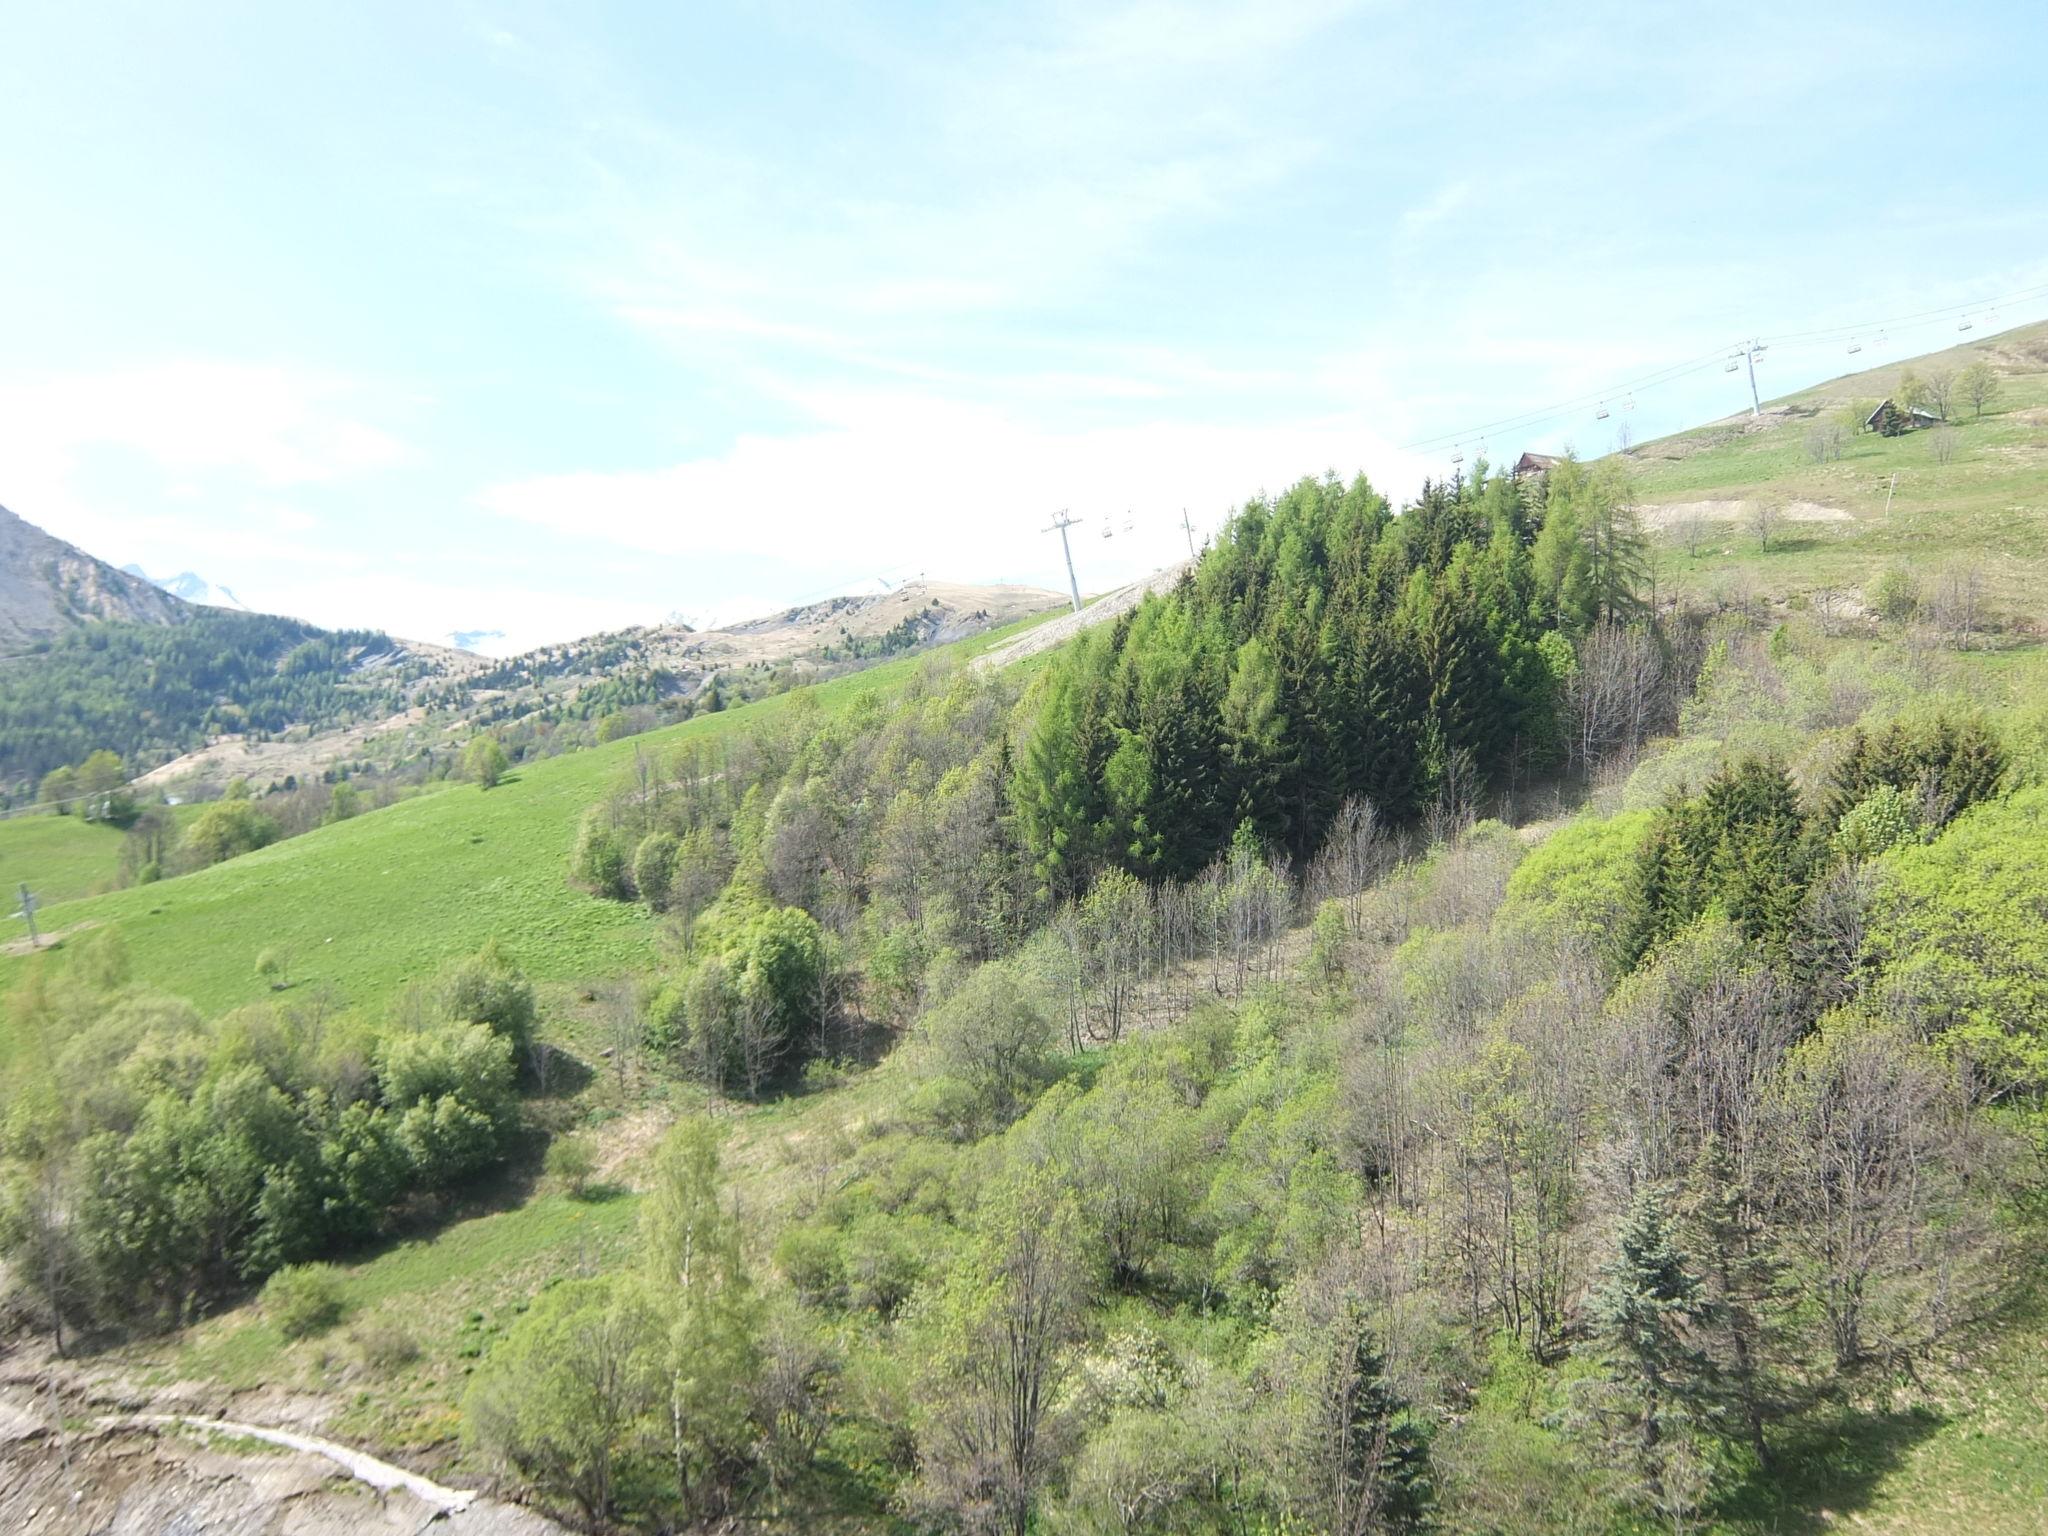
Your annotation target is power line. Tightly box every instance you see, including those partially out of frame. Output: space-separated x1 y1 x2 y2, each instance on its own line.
1401 274 2048 456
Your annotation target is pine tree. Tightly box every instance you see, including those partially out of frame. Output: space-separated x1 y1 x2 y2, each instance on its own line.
1583 1184 1717 1525
1681 1138 1802 1471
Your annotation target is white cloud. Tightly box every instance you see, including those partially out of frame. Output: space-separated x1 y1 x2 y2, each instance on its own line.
0 360 406 489
475 391 1434 597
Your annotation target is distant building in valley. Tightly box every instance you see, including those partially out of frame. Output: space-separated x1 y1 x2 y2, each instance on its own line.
1511 451 1561 482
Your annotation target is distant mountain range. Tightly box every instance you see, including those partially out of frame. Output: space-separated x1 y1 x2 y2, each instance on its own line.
120 563 253 612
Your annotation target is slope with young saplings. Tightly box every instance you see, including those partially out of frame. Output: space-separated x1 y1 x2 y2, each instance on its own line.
1627 318 2048 634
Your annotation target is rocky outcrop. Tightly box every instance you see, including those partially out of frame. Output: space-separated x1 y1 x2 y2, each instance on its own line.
0 505 187 645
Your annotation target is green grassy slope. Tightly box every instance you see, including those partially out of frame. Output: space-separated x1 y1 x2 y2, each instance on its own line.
1630 320 2048 627
0 812 128 907
0 637 1009 1070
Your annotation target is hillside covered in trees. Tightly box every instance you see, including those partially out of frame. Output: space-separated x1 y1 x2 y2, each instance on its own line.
0 609 425 792
9 340 2048 1535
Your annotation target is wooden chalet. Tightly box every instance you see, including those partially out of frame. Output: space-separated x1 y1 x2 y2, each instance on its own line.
1864 399 1942 436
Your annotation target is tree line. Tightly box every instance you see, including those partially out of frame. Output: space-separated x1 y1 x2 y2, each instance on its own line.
0 611 416 795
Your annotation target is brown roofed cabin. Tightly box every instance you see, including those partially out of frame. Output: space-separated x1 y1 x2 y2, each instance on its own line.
1512 451 1560 482
1864 399 1942 436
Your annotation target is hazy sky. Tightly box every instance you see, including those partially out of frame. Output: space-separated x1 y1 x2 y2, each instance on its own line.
4 2 2045 652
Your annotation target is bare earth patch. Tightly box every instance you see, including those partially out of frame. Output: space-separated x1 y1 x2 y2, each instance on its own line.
1640 498 1854 530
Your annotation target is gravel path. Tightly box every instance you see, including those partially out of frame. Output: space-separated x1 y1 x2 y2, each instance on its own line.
130 1413 477 1512
974 559 1193 671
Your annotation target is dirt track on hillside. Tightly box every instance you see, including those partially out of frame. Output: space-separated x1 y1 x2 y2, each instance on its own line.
974 560 1194 671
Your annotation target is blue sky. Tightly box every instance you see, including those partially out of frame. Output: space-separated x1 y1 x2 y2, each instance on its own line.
3 1 2044 652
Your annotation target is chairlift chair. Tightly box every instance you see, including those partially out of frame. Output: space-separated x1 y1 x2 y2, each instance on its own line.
1957 319 1974 332
1847 340 1862 354
1724 358 1740 373
1595 403 1610 420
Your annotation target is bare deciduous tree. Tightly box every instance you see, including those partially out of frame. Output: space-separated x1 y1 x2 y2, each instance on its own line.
1748 501 1781 554
1921 366 1956 422
1566 623 1667 777
1927 561 1986 648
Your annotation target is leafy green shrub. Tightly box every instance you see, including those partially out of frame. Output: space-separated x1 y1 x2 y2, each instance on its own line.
441 940 537 1045
352 1319 420 1371
462 735 510 788
774 1222 845 1305
632 831 679 910
254 946 289 990
263 1263 345 1339
572 811 633 899
1869 566 1920 624
545 1136 599 1198
185 798 280 867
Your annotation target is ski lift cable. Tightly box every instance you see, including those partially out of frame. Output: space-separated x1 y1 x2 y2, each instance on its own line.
1398 347 1737 451
1401 275 2048 454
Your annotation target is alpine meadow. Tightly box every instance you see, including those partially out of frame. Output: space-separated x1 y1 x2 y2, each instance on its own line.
3 7 2048 1535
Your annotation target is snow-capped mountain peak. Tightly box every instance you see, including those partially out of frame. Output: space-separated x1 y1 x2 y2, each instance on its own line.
121 564 254 612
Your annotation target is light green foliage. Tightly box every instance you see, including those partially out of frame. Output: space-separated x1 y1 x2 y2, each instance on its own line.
637 1119 763 1512
571 809 632 899
543 1136 597 1198
439 939 537 1046
1831 784 1919 862
1869 565 1921 624
667 900 828 1094
908 1172 1092 1536
1531 456 1651 629
462 735 510 789
376 1020 516 1118
262 1262 345 1339
911 962 1056 1137
1500 809 1654 963
253 947 288 990
1865 785 2048 1098
1307 897 1349 988
463 1274 662 1524
631 830 678 911
184 798 280 867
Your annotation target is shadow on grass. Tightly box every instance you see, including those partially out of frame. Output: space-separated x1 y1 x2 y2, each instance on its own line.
564 1180 632 1204
1711 1401 1948 1533
1757 534 1829 557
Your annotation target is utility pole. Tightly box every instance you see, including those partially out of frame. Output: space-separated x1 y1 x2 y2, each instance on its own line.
1043 510 1084 612
15 883 38 948
1741 338 1767 418
1180 508 1198 560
